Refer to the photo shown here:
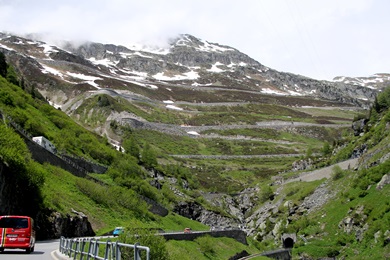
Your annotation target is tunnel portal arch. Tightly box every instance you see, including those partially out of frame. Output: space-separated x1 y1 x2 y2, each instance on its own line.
281 233 297 248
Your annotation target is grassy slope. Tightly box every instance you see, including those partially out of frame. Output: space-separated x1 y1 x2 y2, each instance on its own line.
0 76 263 258
288 105 390 259
4 69 388 258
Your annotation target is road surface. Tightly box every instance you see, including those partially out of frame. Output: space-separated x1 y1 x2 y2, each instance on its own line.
0 239 60 260
285 158 359 183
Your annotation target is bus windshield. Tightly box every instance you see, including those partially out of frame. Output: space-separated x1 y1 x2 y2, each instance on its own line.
0 217 28 229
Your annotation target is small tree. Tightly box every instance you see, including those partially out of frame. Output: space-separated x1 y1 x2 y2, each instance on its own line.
123 135 140 161
141 142 158 169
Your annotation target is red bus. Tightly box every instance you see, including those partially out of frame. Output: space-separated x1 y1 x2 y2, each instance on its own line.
0 215 36 253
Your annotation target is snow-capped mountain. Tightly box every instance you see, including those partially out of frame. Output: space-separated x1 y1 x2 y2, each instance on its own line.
333 73 390 89
0 32 382 111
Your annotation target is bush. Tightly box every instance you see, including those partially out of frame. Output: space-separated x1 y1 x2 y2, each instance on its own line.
259 185 274 203
120 227 169 260
331 165 344 180
195 235 216 256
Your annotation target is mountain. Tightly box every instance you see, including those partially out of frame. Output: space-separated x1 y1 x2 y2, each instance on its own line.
0 32 381 108
334 73 390 90
1 32 390 258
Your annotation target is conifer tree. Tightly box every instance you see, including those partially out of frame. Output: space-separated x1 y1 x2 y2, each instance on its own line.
0 52 7 78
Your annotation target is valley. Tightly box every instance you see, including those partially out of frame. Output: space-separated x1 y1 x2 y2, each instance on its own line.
0 32 389 259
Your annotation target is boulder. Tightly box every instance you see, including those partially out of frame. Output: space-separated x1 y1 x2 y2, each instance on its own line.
377 174 390 190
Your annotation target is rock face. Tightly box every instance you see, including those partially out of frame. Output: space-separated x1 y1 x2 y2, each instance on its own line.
173 201 203 220
36 209 95 240
173 201 241 230
377 174 390 190
352 119 368 136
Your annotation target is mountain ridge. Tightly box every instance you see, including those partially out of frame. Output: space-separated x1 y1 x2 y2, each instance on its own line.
0 32 384 108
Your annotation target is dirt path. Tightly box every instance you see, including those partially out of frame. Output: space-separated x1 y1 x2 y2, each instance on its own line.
284 158 359 183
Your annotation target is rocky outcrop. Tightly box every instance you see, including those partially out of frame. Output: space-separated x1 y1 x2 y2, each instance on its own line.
352 118 368 136
338 205 369 242
173 201 203 220
292 158 314 172
35 209 95 240
377 174 390 190
173 201 240 230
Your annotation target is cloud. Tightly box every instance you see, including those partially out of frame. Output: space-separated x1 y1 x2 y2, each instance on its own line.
0 0 388 80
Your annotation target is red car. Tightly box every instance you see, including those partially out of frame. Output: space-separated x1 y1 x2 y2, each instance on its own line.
0 215 36 253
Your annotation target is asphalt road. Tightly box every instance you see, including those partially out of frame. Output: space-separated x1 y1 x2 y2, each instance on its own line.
285 158 359 183
0 239 60 260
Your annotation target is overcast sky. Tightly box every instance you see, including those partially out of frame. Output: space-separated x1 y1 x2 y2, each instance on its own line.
0 0 388 80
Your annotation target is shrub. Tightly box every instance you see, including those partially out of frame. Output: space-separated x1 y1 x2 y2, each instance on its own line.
195 235 216 256
331 165 344 180
259 185 274 203
120 227 169 260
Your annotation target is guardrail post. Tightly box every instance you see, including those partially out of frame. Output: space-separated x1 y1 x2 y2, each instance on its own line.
93 239 99 259
68 239 73 257
80 238 86 260
134 242 141 260
104 240 111 259
58 236 150 260
115 241 121 260
86 239 94 260
73 239 79 260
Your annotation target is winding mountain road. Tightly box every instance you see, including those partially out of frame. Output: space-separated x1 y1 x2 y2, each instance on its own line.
284 158 359 183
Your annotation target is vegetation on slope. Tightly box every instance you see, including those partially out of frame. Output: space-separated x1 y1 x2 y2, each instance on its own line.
3 50 389 258
0 55 263 258
286 87 390 259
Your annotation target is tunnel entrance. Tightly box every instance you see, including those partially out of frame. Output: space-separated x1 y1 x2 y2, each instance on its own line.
283 237 294 248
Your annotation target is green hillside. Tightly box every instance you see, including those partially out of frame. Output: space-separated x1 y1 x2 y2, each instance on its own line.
1 54 389 259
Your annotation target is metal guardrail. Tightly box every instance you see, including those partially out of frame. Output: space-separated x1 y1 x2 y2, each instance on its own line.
59 236 150 260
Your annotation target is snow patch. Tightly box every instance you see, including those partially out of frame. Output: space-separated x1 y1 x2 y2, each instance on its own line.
40 43 58 56
41 64 64 77
187 131 200 136
66 72 102 89
198 39 235 53
128 43 170 55
153 70 199 81
208 62 225 73
166 105 183 110
89 57 116 67
0 43 14 51
261 88 287 95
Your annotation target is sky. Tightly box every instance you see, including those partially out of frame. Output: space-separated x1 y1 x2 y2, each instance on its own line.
0 0 389 80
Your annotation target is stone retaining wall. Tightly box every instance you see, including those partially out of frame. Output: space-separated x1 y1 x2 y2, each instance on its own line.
161 229 247 245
